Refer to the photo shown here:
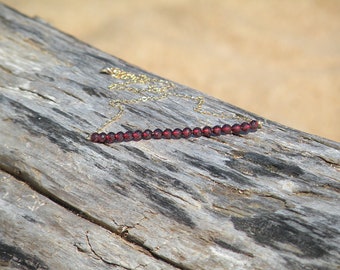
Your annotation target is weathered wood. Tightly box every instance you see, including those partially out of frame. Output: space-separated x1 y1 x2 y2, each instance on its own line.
0 4 339 270
0 170 177 270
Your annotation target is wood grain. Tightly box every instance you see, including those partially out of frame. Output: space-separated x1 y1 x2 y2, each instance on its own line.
1 4 339 270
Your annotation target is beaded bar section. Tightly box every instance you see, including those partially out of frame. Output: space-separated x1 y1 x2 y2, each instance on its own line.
90 120 260 144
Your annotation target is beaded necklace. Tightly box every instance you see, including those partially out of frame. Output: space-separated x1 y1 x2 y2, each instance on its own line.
90 67 261 144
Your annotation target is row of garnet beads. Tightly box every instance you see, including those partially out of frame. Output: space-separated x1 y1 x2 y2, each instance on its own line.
90 120 260 144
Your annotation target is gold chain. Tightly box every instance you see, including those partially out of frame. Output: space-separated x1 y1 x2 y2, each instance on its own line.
96 67 230 133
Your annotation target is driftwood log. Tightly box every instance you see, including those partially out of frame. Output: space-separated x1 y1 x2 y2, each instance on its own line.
1 4 339 270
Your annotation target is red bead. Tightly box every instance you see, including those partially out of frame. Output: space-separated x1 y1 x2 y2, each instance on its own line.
221 124 231 134
182 127 192 138
163 129 172 139
153 129 163 139
231 124 241 134
90 133 100 142
123 131 133 142
202 126 212 137
106 132 115 143
99 132 107 143
114 132 124 142
132 130 142 141
241 122 251 133
142 129 152 140
212 125 222 136
250 120 259 130
192 127 202 137
172 128 182 139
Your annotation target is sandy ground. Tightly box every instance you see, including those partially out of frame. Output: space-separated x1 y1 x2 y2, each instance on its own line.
3 1 339 141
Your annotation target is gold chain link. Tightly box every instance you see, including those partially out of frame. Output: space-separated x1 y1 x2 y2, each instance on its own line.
96 67 230 132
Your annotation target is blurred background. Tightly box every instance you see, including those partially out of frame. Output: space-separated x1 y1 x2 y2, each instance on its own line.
3 0 339 141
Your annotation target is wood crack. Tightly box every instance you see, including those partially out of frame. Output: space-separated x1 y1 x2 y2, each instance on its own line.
18 86 56 103
85 231 133 270
0 164 188 270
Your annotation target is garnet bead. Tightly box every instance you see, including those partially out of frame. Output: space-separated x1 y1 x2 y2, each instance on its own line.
114 131 124 142
99 132 107 143
106 132 115 143
123 131 133 142
231 124 241 134
192 127 202 137
153 129 163 139
142 129 152 140
172 128 182 139
250 120 259 130
132 130 142 141
163 129 172 139
241 122 251 133
182 127 192 138
212 125 222 136
202 126 212 137
221 124 231 134
90 132 100 142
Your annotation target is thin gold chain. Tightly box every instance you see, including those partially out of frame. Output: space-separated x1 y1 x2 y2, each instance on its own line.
96 67 230 133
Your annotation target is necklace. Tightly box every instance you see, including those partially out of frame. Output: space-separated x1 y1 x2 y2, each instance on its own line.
90 120 260 144
90 67 261 144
